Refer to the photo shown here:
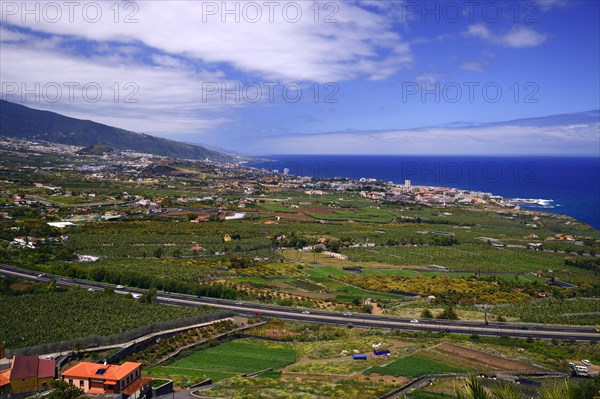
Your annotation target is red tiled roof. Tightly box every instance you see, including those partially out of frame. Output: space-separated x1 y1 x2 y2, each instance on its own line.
62 362 140 381
10 356 38 379
0 370 10 387
37 359 55 378
121 377 151 396
10 356 54 379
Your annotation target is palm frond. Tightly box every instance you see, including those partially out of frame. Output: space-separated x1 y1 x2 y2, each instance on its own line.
539 379 573 399
455 376 492 399
491 382 524 399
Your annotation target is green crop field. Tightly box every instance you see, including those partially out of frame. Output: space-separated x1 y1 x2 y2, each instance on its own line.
306 208 396 223
490 298 600 325
366 353 465 377
147 339 297 386
305 265 351 277
2 145 599 331
0 288 214 348
200 375 392 399
146 366 235 385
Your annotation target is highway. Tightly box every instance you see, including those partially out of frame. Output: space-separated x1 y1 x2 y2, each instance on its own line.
2 264 599 342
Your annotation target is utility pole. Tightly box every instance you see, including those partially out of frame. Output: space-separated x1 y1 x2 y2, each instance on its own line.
484 304 488 326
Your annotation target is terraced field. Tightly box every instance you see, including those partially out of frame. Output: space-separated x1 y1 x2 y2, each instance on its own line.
147 339 297 386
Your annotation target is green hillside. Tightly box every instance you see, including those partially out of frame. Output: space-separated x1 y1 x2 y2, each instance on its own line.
0 100 232 161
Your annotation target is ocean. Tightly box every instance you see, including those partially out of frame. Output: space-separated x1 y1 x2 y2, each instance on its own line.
250 155 600 229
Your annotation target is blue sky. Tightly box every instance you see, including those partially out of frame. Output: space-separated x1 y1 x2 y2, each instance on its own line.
1 0 599 154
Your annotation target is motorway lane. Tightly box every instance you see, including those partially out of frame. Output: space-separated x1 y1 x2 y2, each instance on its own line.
1 264 599 341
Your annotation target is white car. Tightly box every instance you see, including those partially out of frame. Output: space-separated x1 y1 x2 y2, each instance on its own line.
301 311 311 314
582 360 592 366
116 285 124 289
87 288 95 292
410 319 419 324
37 273 45 278
343 312 353 317
235 302 243 305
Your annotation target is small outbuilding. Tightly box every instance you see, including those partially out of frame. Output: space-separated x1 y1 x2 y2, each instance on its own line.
0 355 56 394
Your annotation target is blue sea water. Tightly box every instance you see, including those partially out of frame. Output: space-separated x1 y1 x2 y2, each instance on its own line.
250 155 600 229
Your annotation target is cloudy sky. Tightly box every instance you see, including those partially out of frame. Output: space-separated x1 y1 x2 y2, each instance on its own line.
1 0 599 155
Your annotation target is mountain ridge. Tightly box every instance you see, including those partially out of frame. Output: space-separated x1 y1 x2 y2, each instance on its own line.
0 100 233 162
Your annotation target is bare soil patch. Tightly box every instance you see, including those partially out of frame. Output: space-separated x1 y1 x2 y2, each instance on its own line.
300 208 335 215
274 212 313 221
433 343 545 373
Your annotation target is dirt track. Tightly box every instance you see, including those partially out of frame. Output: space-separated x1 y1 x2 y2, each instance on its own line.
434 343 545 373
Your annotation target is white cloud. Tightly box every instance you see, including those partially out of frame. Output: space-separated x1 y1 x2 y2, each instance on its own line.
247 121 600 155
1 1 412 82
0 1 414 140
501 26 547 48
413 72 442 91
459 61 484 72
0 28 231 135
465 24 547 48
536 0 570 11
466 24 492 40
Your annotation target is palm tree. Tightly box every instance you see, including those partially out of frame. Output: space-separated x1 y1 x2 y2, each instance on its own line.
490 383 524 399
455 377 573 399
539 380 575 399
455 377 493 399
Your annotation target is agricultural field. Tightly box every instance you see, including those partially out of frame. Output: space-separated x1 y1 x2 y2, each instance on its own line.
199 376 392 399
65 220 278 259
125 319 237 367
341 243 584 275
305 207 396 223
366 352 468 378
146 339 297 386
144 320 597 398
489 298 600 325
244 320 600 372
1 146 599 349
0 286 216 348
338 275 537 304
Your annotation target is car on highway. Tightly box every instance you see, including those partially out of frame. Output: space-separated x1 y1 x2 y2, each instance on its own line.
575 365 589 373
582 360 592 366
87 288 95 292
444 328 453 333
301 311 311 314
410 319 419 323
255 311 262 315
235 302 243 305
116 285 124 289
343 312 353 317
165 298 172 302
37 273 45 278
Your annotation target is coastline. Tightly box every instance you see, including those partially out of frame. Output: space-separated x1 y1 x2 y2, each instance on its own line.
249 155 600 230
